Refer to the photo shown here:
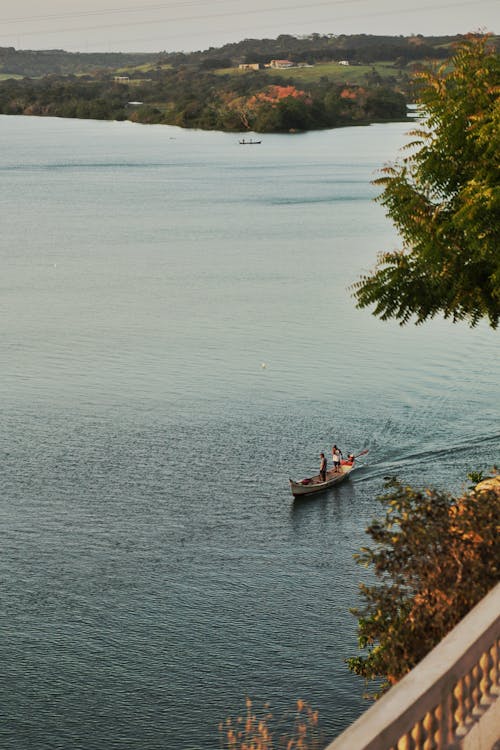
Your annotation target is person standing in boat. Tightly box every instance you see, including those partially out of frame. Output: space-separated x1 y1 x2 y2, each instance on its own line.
319 453 327 482
332 445 342 472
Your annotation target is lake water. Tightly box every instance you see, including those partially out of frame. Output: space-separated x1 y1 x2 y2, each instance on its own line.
0 115 498 750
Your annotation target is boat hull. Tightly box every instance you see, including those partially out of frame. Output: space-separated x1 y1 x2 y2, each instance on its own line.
289 465 353 497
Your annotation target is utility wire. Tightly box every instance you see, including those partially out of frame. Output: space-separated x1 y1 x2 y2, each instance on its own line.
0 0 487 31
0 0 493 48
1 0 248 24
3 0 403 26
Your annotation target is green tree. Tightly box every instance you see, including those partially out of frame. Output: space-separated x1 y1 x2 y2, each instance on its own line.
252 101 284 132
278 96 312 131
347 476 500 696
353 35 500 328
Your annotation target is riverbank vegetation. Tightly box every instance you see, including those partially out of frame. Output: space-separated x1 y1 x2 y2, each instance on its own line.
0 70 407 132
0 33 497 133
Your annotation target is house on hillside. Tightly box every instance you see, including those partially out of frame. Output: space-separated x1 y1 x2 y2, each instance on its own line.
114 75 130 83
238 63 260 70
269 59 294 68
338 60 350 66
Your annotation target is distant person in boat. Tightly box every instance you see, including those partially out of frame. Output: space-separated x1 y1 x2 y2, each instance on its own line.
332 445 342 472
319 453 327 482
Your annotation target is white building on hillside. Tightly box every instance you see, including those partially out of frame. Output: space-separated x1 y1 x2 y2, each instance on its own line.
269 59 294 68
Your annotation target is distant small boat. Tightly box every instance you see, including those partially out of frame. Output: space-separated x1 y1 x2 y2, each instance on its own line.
289 449 368 498
239 138 261 144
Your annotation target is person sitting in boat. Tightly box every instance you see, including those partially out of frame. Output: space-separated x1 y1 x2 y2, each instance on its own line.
332 445 342 472
341 453 355 466
319 453 327 482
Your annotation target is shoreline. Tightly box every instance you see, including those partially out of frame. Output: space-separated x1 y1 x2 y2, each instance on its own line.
0 109 410 134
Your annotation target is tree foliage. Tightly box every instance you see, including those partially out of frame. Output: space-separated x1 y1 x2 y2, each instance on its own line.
0 68 407 133
353 35 500 328
347 475 500 696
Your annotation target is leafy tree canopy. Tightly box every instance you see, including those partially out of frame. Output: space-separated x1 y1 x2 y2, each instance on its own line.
347 474 500 696
353 35 500 328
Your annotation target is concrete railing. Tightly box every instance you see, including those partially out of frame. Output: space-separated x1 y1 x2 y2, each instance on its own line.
326 582 500 750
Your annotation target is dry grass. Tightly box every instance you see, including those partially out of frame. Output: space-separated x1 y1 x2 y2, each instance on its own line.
219 697 322 750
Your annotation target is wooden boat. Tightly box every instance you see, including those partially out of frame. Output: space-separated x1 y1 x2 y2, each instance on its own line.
290 465 353 497
289 450 368 498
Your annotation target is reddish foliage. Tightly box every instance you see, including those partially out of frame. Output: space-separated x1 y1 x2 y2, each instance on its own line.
340 87 366 100
247 85 312 108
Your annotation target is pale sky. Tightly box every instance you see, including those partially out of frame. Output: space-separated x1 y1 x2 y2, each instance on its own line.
0 0 498 53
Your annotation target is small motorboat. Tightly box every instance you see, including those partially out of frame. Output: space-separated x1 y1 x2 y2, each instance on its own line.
289 450 368 498
239 138 261 144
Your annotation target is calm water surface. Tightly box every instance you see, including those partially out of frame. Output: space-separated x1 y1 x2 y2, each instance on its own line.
0 115 498 750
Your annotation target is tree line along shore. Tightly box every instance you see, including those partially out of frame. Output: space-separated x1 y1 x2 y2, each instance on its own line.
1 33 497 132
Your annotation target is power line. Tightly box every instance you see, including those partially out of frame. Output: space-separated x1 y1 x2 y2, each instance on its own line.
0 0 487 34
0 0 238 25
0 0 494 49
0 1 368 40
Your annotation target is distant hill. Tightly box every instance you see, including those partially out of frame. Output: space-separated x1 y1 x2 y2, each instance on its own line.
2 34 498 78
161 33 464 68
0 48 156 77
